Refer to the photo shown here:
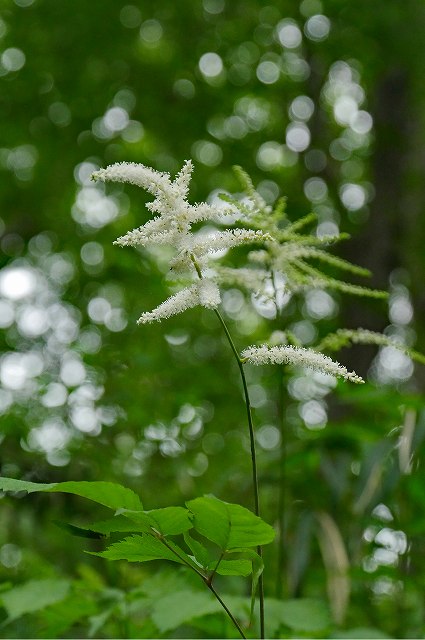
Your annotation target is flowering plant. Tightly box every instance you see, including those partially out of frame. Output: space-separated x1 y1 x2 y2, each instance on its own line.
2 160 422 639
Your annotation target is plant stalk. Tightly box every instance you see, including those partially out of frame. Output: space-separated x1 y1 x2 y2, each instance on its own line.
213 308 265 640
190 255 265 638
158 534 246 638
275 364 286 599
206 581 247 639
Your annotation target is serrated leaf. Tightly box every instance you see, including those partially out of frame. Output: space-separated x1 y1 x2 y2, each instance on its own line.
0 579 70 621
92 534 195 568
0 477 142 511
151 589 221 632
122 506 192 536
187 496 275 550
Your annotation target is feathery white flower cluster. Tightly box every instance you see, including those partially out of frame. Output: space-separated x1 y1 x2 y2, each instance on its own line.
138 280 220 324
241 345 364 383
91 161 270 323
93 160 369 386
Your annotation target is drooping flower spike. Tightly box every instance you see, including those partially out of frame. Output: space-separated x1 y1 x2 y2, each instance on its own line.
241 344 364 383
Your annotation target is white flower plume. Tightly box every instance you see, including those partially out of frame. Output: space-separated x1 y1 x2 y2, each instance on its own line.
91 160 276 323
92 162 174 198
137 280 220 324
241 344 364 383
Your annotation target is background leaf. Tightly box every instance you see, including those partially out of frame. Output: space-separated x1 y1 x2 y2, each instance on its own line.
265 598 332 635
151 589 222 633
0 579 71 622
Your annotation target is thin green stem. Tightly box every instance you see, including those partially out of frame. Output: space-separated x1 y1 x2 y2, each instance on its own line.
213 307 265 640
156 534 206 579
275 365 286 599
208 551 225 584
271 269 287 600
190 254 265 637
157 534 246 638
206 582 247 639
213 309 260 516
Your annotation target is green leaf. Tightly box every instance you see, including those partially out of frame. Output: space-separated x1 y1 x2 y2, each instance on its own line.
236 549 263 623
37 593 97 639
56 515 150 538
53 521 106 539
0 579 70 621
123 506 192 536
187 496 275 550
209 558 252 576
265 598 331 635
88 608 114 638
0 477 142 511
183 531 213 567
92 534 195 567
95 513 154 534
151 589 221 633
147 506 193 535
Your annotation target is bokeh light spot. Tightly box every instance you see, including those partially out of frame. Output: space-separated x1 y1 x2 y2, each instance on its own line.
277 20 302 49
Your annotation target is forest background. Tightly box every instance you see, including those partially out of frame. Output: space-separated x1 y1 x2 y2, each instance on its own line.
1 0 425 638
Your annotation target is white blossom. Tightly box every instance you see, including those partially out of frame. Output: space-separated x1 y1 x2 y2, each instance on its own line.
92 162 174 198
241 344 364 383
198 279 221 308
91 159 284 323
137 281 221 324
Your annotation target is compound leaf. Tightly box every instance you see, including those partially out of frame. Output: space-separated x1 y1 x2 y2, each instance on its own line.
187 496 275 550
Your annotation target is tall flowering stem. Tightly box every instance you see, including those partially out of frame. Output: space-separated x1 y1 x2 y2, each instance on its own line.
213 308 265 639
191 253 265 637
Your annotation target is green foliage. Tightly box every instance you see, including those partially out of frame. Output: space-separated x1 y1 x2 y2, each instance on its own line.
93 535 193 566
265 598 332 635
150 590 222 633
0 478 142 511
332 628 392 639
186 496 275 549
0 477 275 637
1 1 425 638
0 578 70 623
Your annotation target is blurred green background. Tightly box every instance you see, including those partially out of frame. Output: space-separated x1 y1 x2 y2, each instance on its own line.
1 0 425 637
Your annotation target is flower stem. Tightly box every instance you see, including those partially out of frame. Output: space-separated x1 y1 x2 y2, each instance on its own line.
213 308 265 640
158 534 246 638
206 581 247 639
189 254 265 637
275 365 286 599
